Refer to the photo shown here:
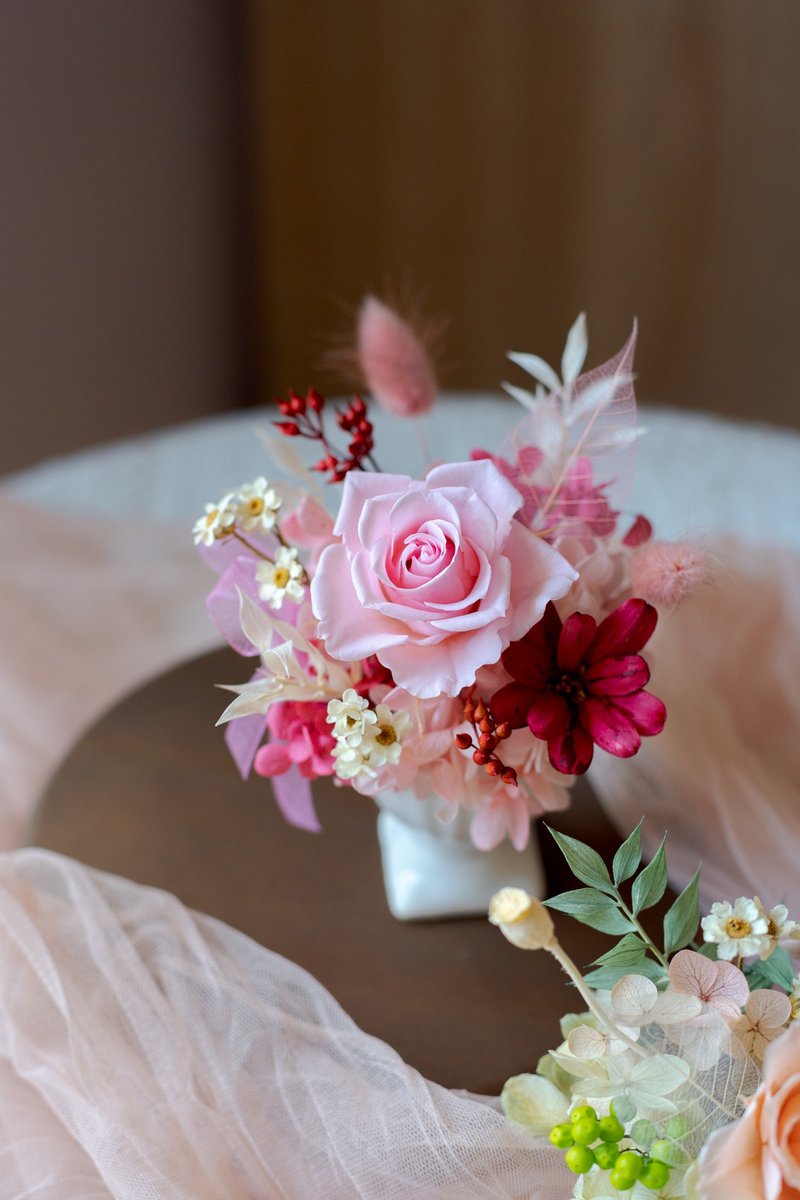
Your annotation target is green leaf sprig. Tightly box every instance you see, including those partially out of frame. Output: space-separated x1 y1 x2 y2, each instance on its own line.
542 822 701 989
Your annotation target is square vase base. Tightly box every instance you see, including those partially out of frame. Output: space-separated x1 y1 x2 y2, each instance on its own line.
376 810 546 921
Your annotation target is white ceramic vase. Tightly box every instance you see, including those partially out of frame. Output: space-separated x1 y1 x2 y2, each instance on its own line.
374 788 546 921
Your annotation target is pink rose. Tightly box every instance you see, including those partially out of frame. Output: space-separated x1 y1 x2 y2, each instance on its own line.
310 460 577 698
699 1020 800 1199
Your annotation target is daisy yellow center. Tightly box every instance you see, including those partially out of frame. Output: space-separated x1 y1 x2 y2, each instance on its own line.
791 996 800 1021
204 508 218 526
767 916 779 938
247 497 265 516
375 723 397 746
724 916 752 939
273 566 290 588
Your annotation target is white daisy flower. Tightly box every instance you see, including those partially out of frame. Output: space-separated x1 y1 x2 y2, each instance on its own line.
754 897 796 958
326 689 377 746
700 897 770 961
361 705 412 769
192 492 236 545
256 547 305 609
236 476 282 532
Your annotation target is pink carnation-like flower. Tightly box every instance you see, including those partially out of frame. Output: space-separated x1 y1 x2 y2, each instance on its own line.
253 701 336 780
490 597 666 775
310 460 577 698
700 1020 800 1200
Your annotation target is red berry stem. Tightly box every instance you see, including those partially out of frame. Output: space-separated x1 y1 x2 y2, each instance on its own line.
274 389 381 483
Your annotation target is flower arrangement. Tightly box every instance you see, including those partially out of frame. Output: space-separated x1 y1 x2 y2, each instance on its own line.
194 301 706 850
490 825 799 1198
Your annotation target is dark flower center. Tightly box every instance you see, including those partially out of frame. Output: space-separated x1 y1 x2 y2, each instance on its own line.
553 673 586 705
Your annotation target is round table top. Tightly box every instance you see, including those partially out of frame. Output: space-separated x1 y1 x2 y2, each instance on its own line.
31 648 668 1094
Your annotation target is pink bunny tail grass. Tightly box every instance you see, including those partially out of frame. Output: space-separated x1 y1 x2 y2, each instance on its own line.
357 295 438 417
630 540 709 608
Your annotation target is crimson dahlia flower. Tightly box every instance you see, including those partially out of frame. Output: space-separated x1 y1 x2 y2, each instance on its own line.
490 598 666 776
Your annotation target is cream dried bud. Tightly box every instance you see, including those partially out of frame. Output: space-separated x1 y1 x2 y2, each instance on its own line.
489 887 555 951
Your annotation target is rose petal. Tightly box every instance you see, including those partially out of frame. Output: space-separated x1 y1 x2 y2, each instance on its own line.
585 597 658 663
556 611 597 672
580 698 641 758
336 470 415 545
311 544 408 660
585 654 650 697
425 459 523 542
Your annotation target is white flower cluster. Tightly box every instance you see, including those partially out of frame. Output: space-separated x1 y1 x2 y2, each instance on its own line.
701 896 796 961
326 689 411 781
193 477 282 545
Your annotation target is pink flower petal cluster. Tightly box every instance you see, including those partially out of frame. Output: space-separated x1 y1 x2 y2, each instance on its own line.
311 460 577 699
665 948 750 1069
700 1021 800 1199
472 447 617 539
490 597 666 775
253 701 336 781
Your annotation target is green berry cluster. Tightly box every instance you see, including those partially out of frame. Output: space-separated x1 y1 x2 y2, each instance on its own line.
547 1104 673 1192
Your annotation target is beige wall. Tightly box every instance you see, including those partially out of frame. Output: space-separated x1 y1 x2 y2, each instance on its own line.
250 0 800 427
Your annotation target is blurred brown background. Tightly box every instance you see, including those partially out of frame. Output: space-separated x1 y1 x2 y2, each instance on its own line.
2 0 799 476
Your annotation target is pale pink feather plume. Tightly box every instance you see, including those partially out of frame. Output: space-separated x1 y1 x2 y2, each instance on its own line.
631 540 708 607
357 295 438 417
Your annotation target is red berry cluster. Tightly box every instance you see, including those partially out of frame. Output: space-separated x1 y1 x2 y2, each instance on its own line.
455 697 517 786
274 389 375 483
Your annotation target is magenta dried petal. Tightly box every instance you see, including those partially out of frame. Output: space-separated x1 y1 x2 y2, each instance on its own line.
556 611 597 672
490 681 538 730
526 690 571 739
580 697 642 758
585 654 650 697
548 724 594 775
502 602 562 683
611 689 667 736
586 597 658 663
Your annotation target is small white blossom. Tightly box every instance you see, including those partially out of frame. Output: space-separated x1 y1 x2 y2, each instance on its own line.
791 975 800 1022
326 689 376 746
362 704 412 769
700 897 770 961
256 547 305 609
192 493 236 545
236 476 282 532
331 742 376 781
754 898 796 958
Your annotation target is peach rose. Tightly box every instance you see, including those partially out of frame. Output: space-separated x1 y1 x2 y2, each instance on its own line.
699 1021 800 1199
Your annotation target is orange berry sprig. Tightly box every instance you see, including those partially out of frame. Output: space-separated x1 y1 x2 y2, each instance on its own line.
455 696 518 786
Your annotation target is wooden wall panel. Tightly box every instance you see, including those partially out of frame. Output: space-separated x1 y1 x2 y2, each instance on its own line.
248 0 800 426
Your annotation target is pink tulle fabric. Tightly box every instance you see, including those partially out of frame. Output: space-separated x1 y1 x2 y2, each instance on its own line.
0 848 571 1199
591 536 800 913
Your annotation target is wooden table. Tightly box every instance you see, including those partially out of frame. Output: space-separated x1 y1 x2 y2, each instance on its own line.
31 648 651 1094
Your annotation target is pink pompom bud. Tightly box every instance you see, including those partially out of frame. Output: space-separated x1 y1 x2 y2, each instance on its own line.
357 295 438 417
630 540 708 608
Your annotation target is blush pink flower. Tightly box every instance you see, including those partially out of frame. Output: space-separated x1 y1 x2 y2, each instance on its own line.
700 1021 800 1200
253 701 336 780
665 948 750 1069
310 460 577 698
490 597 666 775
